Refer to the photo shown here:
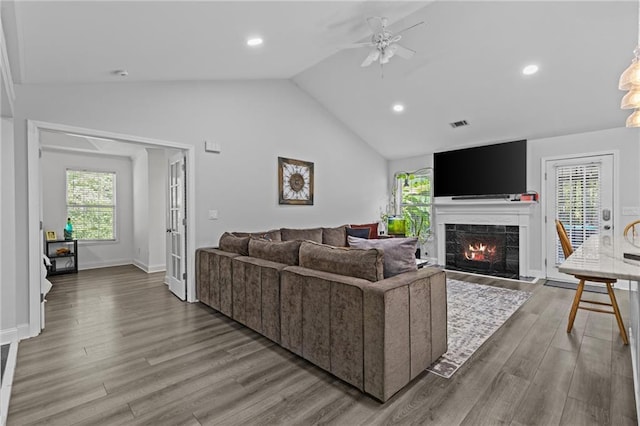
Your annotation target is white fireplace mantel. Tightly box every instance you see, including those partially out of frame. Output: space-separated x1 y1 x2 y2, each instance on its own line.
434 201 537 277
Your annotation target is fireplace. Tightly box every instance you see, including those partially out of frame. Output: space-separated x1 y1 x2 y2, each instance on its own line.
446 224 519 279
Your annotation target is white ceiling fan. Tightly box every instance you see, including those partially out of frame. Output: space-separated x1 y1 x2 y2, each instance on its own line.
343 16 425 69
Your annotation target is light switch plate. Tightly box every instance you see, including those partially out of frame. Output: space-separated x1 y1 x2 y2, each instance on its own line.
208 210 218 220
204 140 221 153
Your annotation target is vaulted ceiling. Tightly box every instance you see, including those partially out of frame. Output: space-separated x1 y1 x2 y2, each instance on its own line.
2 1 636 159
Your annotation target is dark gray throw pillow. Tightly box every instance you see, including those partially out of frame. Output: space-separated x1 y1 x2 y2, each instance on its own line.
346 227 370 239
347 236 418 278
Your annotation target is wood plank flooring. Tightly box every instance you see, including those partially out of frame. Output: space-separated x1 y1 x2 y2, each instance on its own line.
7 266 637 425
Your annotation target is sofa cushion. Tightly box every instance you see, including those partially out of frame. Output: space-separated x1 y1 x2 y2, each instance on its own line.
346 227 370 239
218 232 250 255
280 227 323 243
347 236 418 278
233 229 282 241
322 225 348 247
248 238 301 266
350 223 379 239
298 241 383 282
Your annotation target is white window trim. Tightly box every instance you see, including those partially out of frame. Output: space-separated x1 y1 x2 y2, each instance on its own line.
66 168 117 242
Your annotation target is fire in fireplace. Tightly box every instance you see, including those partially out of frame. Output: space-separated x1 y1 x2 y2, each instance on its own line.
446 224 519 278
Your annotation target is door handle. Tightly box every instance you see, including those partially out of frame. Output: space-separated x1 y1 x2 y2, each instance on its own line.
603 209 611 221
604 225 611 230
166 229 172 233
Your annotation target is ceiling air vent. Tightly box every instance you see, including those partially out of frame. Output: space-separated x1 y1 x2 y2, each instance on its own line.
450 120 469 128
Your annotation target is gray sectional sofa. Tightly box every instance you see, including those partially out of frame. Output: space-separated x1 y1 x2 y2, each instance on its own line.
195 225 447 402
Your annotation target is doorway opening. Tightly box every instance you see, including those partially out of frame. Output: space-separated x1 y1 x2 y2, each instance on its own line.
27 120 196 337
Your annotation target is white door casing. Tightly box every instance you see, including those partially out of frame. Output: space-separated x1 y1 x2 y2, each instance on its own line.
167 152 187 300
545 154 614 281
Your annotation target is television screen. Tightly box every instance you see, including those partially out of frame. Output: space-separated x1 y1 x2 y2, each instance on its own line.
433 140 527 197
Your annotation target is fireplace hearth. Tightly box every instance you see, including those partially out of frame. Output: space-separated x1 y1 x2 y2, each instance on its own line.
446 224 519 279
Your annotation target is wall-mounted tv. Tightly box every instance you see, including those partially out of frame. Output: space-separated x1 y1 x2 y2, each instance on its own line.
433 140 527 198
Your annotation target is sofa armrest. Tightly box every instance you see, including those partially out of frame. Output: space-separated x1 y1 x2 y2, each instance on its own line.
196 247 240 314
362 267 447 401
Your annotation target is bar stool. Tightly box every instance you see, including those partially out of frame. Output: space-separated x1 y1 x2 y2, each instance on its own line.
555 220 628 345
623 219 640 239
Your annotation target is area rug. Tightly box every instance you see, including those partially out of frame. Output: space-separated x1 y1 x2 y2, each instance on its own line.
427 279 531 378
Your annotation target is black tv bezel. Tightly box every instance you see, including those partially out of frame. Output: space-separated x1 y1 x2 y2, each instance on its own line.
433 140 527 198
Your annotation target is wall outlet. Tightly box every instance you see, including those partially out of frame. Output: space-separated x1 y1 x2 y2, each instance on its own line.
622 207 640 216
208 210 218 220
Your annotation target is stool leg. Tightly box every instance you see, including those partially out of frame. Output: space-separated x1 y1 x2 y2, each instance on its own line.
606 282 629 345
567 279 585 333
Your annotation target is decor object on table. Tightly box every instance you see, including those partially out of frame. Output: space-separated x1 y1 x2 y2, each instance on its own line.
427 279 531 378
64 218 73 240
45 231 57 241
387 216 406 236
619 0 640 127
278 157 313 205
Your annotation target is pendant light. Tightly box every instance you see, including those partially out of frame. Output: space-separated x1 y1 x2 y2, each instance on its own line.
620 0 640 126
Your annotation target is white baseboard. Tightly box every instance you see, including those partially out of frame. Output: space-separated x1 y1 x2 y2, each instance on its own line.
133 260 166 274
0 328 17 345
527 269 545 279
79 258 133 271
1 341 18 426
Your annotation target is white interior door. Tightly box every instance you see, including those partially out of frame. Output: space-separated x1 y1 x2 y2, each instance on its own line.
545 154 614 281
167 152 186 300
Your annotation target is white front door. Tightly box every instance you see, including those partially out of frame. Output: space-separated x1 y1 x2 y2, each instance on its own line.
167 152 186 300
545 154 614 281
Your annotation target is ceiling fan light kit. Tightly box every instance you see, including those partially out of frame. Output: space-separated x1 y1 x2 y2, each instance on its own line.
619 0 640 127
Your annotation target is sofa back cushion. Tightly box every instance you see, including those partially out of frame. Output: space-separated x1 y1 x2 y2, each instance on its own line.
281 227 323 243
233 229 282 241
248 238 301 266
322 225 348 247
298 241 383 282
219 232 250 255
347 236 418 278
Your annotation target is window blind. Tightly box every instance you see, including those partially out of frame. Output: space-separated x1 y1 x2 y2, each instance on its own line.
555 163 600 264
66 170 116 240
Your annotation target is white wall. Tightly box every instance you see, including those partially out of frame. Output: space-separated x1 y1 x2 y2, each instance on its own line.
13 79 388 334
1 117 19 343
147 149 167 272
41 149 134 270
388 127 640 275
132 148 167 273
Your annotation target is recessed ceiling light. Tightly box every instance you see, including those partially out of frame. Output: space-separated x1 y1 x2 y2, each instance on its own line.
247 37 263 47
392 103 405 113
522 64 539 75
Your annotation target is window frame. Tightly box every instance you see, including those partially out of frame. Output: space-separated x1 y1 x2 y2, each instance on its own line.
393 168 433 242
65 168 117 242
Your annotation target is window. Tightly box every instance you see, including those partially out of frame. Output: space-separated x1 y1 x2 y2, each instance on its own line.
555 163 600 264
394 169 432 242
66 169 116 241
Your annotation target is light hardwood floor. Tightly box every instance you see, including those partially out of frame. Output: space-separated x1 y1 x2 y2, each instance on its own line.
7 266 637 425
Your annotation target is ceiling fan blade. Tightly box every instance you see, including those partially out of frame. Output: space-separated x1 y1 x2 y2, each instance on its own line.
366 16 384 34
395 21 425 36
361 49 380 67
340 42 374 49
392 44 416 60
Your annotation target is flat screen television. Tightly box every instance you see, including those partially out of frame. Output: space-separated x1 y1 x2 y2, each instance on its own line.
433 140 527 198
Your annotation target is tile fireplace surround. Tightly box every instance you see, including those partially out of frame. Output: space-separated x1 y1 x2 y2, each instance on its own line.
434 200 536 278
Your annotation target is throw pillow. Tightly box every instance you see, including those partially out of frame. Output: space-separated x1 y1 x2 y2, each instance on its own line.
219 232 250 256
350 222 379 239
346 227 370 239
347 236 418 278
298 241 384 282
248 238 301 266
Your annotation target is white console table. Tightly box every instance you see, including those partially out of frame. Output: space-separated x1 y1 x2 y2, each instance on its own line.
559 234 640 421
